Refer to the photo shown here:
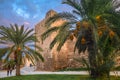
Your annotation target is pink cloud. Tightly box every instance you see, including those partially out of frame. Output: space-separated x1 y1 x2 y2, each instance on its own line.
24 21 30 25
0 18 12 26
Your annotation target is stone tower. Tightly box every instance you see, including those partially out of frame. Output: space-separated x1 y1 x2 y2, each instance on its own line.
35 10 87 71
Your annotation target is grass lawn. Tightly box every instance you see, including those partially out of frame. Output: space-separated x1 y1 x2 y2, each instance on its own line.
0 75 120 80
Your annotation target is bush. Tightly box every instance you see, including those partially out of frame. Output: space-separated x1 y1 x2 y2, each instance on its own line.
59 67 88 71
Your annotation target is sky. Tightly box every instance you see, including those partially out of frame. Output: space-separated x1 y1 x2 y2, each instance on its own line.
0 0 72 28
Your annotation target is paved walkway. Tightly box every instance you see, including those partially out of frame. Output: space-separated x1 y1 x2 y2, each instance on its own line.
0 67 120 78
1 71 120 78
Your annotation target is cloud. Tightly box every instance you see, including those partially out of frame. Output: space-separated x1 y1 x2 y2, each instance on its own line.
24 21 30 25
0 0 72 28
15 8 30 18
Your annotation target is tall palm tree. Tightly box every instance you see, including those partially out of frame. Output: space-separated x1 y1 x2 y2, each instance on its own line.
41 0 120 78
0 24 44 76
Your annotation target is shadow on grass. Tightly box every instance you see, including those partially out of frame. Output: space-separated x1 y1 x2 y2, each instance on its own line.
0 75 120 80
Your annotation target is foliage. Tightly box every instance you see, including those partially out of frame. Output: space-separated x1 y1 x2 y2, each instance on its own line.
59 67 88 71
2 59 16 69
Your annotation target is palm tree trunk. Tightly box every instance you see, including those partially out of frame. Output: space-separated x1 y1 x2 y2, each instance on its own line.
16 63 20 76
14 51 21 76
88 45 98 78
87 27 98 78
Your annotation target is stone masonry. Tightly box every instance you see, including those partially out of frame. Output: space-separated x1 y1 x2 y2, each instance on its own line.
35 10 88 71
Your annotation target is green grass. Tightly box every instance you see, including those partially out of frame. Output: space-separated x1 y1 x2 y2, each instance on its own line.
0 75 120 80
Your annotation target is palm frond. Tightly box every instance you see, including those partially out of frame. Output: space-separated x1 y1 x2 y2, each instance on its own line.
41 27 59 42
46 12 77 27
35 45 43 52
74 57 90 74
3 59 15 69
0 48 9 60
28 48 44 62
48 22 72 51
62 0 81 12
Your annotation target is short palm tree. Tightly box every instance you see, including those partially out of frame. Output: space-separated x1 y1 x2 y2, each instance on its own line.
41 0 120 78
0 24 44 76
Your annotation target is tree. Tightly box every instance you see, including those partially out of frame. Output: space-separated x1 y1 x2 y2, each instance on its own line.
41 0 120 78
0 24 44 76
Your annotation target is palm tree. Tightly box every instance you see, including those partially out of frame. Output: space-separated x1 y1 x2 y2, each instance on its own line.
41 0 120 78
0 24 44 76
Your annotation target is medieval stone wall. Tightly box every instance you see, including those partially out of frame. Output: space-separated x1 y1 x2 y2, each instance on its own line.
35 10 87 71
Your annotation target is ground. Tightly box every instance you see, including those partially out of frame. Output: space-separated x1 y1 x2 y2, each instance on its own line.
1 75 120 80
0 66 120 79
